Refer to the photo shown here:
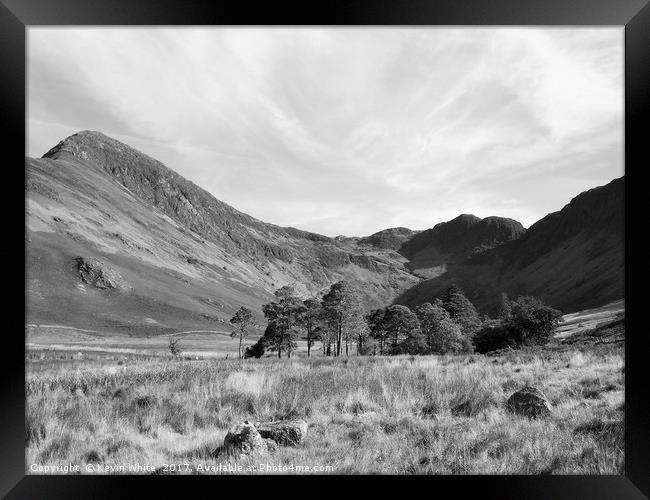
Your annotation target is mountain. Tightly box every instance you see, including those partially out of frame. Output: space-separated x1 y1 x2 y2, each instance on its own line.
397 177 624 313
26 130 624 336
358 227 418 251
399 214 526 278
26 131 419 336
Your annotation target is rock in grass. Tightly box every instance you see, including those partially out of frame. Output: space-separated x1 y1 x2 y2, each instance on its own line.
255 419 308 447
506 386 552 418
223 421 269 456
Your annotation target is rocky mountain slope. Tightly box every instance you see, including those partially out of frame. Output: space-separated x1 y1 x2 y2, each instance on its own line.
26 131 418 335
26 131 624 336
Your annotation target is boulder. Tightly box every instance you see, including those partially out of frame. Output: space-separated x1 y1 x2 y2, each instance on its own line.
255 419 309 447
506 386 552 418
223 421 268 456
263 438 278 452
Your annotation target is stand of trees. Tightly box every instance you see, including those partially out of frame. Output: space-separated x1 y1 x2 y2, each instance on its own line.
242 283 563 359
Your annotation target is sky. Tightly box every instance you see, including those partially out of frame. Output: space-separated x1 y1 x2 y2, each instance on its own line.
27 28 623 237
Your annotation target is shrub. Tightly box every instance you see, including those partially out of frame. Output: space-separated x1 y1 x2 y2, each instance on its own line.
244 339 265 358
473 323 519 353
474 296 562 353
168 338 182 358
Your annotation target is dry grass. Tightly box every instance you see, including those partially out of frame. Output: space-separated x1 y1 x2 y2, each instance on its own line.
26 347 624 475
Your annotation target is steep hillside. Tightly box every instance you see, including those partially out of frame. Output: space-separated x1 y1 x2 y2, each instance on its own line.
26 131 419 336
398 177 624 313
492 176 624 312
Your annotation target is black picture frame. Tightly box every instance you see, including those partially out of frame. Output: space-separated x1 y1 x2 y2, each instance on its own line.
2 0 647 497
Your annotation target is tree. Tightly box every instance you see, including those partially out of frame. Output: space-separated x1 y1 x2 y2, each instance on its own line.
381 305 421 354
230 306 255 359
168 337 182 359
400 323 427 354
262 286 303 358
300 298 322 358
355 320 372 356
498 292 512 321
366 308 388 355
321 281 365 356
441 285 482 336
319 316 338 357
415 302 471 354
507 295 563 345
260 321 298 358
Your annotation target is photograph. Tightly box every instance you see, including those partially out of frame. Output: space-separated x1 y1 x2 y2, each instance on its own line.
25 27 625 475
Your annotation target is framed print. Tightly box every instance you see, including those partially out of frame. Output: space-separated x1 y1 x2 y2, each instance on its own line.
1 0 647 497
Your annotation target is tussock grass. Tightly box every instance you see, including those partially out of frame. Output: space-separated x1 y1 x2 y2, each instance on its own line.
26 347 623 474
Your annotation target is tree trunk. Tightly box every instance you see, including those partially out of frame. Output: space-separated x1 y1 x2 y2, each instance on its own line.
307 320 311 358
278 347 282 359
336 313 342 357
238 333 243 360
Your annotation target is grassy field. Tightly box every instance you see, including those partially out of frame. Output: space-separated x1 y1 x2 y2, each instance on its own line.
26 344 624 475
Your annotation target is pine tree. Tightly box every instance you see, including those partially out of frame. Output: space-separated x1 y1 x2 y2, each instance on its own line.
441 285 482 336
415 302 470 354
300 298 322 358
366 308 388 355
381 305 422 354
262 286 302 358
229 306 254 359
321 281 365 356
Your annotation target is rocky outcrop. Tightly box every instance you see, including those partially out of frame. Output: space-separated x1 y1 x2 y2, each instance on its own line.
74 257 125 290
506 386 552 418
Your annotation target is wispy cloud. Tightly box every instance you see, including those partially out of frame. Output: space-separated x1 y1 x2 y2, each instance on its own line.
28 27 623 236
